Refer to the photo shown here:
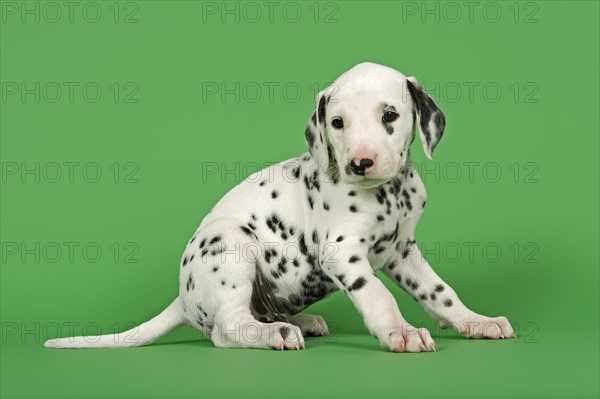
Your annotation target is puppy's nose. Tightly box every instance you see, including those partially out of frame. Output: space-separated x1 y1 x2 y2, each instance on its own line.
349 157 375 175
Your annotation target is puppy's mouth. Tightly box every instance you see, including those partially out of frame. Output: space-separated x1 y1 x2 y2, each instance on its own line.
351 177 391 189
340 163 399 188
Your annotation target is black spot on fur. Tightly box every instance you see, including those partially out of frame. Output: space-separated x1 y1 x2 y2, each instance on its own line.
271 190 279 199
405 278 419 290
303 175 311 190
349 205 358 213
444 299 453 307
336 235 344 242
266 219 276 233
240 225 253 237
383 122 394 135
323 202 330 211
186 274 194 291
299 234 308 256
293 166 301 179
369 222 399 255
348 277 367 291
311 170 320 191
318 96 326 122
348 255 360 263
375 187 386 204
305 127 315 148
348 190 357 196
435 284 445 293
279 326 290 340
277 257 288 274
402 188 410 200
264 248 275 263
210 245 225 256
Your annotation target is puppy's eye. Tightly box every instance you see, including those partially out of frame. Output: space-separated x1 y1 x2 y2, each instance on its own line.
331 118 344 129
383 111 398 122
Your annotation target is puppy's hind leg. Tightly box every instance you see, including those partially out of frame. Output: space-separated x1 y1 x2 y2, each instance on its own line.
211 311 305 350
287 314 329 337
188 217 304 350
208 266 304 349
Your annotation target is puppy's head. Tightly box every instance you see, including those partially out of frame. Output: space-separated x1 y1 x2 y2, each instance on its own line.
305 62 446 188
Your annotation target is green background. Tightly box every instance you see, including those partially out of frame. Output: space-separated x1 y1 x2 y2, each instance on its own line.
1 1 599 398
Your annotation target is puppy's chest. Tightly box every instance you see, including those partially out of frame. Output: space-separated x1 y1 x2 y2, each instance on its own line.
249 165 427 315
344 171 427 268
373 171 426 226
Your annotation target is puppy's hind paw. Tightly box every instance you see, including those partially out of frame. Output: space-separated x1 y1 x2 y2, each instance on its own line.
288 314 329 337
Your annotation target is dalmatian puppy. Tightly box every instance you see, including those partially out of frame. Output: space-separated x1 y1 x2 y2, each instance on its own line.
45 62 514 352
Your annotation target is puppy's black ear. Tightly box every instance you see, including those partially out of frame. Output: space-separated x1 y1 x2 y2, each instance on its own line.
406 77 446 159
305 90 334 168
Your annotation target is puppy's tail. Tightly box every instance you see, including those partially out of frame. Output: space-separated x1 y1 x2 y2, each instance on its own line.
44 297 185 349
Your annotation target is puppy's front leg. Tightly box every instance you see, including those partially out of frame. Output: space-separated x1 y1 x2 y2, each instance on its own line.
382 242 515 340
322 237 436 352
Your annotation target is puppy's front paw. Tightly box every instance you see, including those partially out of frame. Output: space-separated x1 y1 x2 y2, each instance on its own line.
445 315 515 340
380 326 437 353
270 323 305 350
